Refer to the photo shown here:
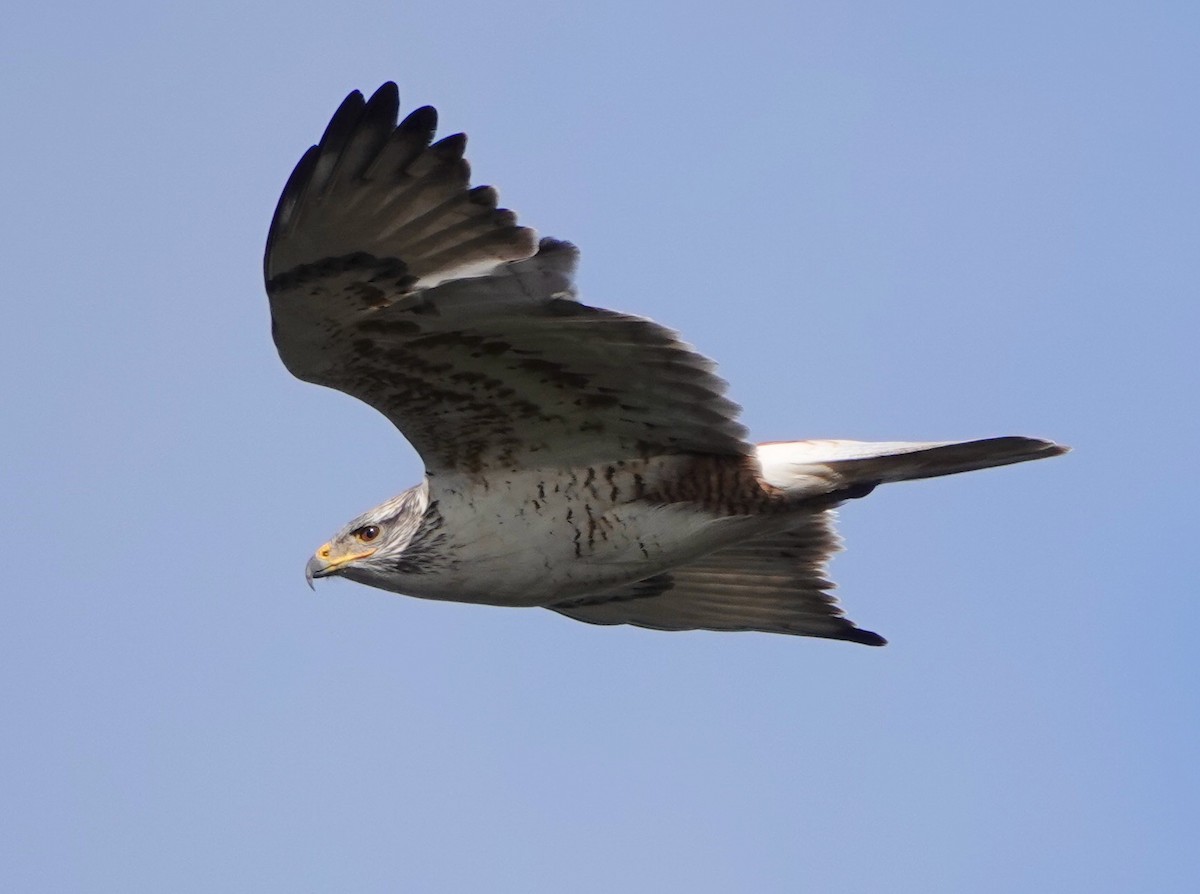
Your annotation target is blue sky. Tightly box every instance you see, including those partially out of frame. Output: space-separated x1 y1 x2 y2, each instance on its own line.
2 2 1197 891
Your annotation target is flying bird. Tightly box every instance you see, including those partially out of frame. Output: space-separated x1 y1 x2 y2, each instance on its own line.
265 83 1066 645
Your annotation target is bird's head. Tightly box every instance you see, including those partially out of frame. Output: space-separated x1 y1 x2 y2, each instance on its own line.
305 483 429 589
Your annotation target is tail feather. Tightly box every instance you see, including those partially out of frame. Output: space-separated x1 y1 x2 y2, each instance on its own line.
758 436 1068 497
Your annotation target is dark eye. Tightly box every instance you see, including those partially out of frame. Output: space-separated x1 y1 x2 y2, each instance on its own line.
355 525 380 543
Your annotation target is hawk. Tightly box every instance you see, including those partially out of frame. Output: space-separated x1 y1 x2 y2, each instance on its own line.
266 83 1065 645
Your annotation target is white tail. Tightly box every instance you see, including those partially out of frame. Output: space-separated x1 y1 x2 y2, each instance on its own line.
757 436 1068 498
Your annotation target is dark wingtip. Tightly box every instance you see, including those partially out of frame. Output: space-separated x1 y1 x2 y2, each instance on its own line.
399 104 438 138
361 82 400 130
320 89 367 149
843 627 888 647
368 81 399 106
997 436 1070 459
430 132 467 160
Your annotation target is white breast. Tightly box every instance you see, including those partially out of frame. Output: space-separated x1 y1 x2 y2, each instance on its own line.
398 463 764 607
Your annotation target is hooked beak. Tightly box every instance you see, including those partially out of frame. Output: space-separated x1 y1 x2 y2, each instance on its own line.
305 542 376 590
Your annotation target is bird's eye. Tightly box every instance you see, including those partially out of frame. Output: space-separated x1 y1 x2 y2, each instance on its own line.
355 525 380 543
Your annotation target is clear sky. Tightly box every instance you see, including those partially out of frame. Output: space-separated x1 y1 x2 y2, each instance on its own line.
2 2 1197 891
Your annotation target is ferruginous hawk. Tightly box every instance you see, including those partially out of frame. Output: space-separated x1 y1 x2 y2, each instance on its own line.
265 83 1066 645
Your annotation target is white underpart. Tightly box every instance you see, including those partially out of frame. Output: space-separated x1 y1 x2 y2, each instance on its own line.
348 461 766 608
343 438 1063 607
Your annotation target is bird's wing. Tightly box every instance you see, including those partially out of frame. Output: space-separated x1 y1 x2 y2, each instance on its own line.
549 512 886 645
265 83 750 473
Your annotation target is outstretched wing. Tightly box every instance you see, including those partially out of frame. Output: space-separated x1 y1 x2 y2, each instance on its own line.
550 513 886 645
265 83 750 473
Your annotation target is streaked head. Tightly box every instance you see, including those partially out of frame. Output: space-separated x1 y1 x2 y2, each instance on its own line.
305 483 429 588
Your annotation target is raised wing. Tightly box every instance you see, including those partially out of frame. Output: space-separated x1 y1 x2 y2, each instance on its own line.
550 513 886 645
265 83 750 473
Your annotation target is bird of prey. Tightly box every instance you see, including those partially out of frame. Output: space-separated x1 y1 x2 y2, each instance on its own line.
265 83 1066 645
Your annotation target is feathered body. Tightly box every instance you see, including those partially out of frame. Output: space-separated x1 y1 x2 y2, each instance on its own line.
270 84 1066 645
